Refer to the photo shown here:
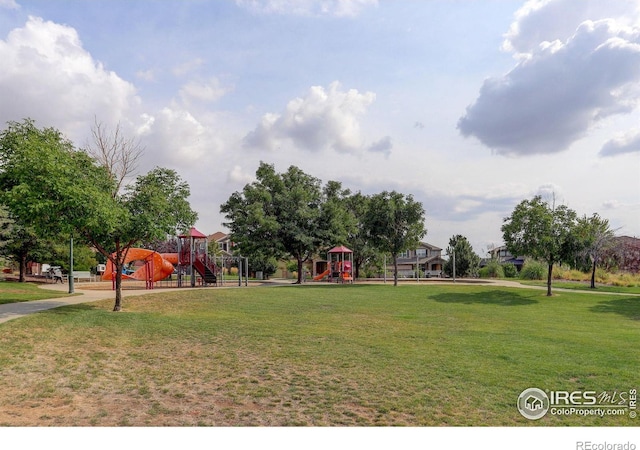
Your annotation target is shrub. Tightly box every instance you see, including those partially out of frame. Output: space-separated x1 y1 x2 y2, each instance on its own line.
595 268 610 284
503 263 518 278
566 269 588 281
520 260 545 280
479 260 504 279
552 265 565 280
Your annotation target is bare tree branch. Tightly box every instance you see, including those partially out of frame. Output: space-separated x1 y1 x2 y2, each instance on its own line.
85 117 145 196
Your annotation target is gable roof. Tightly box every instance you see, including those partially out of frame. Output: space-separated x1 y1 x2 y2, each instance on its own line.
208 231 228 242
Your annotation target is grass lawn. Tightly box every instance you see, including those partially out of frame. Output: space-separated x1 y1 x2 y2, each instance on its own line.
0 280 73 305
519 280 640 295
0 283 638 426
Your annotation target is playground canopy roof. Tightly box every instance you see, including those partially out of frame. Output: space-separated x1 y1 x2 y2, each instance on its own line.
179 227 208 239
328 245 352 253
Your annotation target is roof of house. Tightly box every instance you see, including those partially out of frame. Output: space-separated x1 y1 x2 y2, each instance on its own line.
419 242 442 251
208 231 228 242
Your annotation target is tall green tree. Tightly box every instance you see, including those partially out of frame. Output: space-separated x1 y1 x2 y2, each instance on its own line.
221 162 347 284
575 213 617 289
364 191 426 286
0 224 55 282
501 195 579 296
344 192 377 279
443 234 480 278
0 119 197 310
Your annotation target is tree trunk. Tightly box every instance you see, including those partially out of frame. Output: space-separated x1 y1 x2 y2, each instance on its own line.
546 263 553 297
296 257 304 284
590 258 597 289
113 250 124 311
19 255 27 282
393 253 398 287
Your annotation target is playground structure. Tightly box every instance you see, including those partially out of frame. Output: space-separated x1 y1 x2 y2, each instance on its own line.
313 245 354 283
101 227 218 288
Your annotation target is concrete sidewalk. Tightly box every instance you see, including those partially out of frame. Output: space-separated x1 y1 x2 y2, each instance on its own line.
0 283 163 325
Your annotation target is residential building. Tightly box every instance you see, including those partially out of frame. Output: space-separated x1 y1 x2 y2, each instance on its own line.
486 245 525 271
207 231 234 256
392 242 445 278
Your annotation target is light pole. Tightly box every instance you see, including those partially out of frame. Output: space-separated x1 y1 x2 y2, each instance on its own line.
68 237 74 294
452 247 456 283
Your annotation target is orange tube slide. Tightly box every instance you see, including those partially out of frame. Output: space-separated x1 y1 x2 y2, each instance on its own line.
101 249 177 282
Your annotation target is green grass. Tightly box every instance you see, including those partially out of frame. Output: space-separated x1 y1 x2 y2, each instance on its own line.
0 284 638 426
0 280 73 304
519 280 640 294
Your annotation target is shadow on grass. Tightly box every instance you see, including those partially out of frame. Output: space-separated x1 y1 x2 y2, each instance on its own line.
590 297 640 321
431 289 539 306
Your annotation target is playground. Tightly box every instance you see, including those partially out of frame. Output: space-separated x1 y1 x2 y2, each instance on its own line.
99 227 219 289
312 245 354 283
67 239 358 291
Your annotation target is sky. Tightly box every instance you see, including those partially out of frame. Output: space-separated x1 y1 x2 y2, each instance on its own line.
1 0 639 255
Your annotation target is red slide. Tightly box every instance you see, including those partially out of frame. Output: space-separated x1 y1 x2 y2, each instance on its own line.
101 249 176 282
313 269 330 281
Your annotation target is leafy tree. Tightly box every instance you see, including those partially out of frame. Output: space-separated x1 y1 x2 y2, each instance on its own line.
501 195 578 296
364 191 426 286
221 162 347 284
343 192 378 279
0 119 197 311
443 234 480 278
48 238 99 272
0 224 55 281
575 213 617 289
248 252 278 279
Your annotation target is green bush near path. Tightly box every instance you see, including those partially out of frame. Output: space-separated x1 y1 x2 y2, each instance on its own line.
0 284 638 426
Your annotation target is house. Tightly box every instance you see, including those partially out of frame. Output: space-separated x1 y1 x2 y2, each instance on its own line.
207 231 234 256
486 245 525 272
391 242 446 278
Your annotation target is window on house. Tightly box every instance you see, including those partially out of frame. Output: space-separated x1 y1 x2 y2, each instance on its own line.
416 248 427 257
399 251 409 258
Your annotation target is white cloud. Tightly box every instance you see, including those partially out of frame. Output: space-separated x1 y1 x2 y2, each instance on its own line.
179 77 232 104
136 69 156 82
235 0 377 17
459 14 640 156
0 16 139 140
599 129 640 156
503 0 640 56
172 58 204 77
243 81 389 156
227 165 254 184
139 107 224 170
0 0 19 9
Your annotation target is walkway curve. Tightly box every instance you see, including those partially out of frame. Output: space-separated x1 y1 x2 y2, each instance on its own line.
0 283 187 324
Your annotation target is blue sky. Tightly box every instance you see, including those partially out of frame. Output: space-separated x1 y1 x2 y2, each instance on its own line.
1 0 639 254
